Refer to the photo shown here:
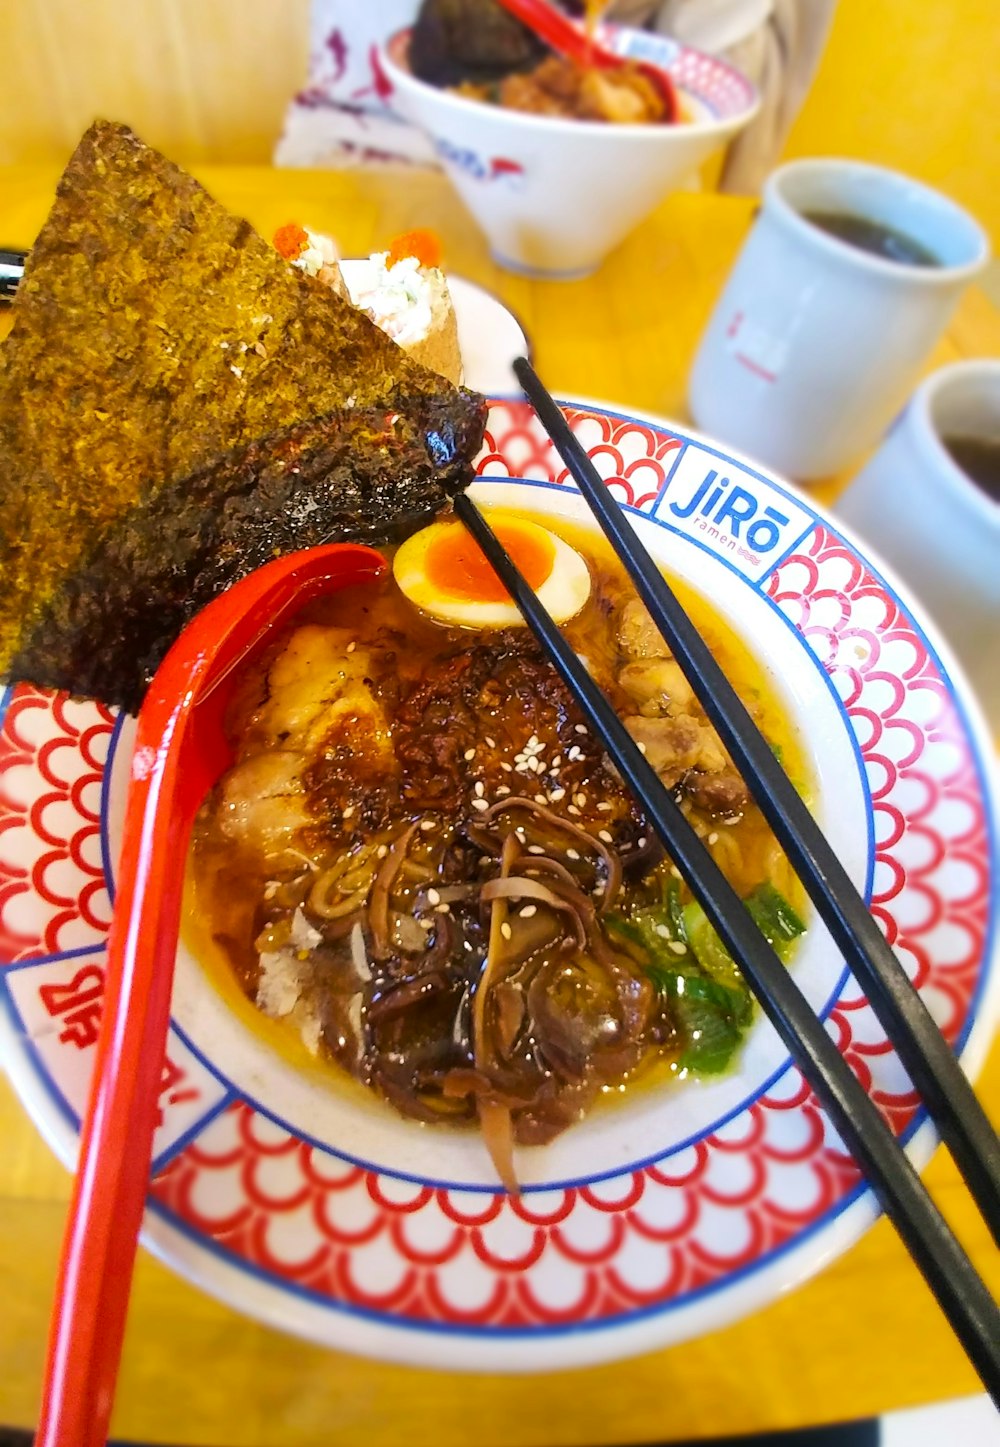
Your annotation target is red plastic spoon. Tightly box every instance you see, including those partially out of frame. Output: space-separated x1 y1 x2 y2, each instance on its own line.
493 0 679 121
35 543 386 1447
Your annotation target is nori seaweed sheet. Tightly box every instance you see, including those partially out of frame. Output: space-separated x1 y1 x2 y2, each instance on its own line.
9 396 485 714
0 120 488 710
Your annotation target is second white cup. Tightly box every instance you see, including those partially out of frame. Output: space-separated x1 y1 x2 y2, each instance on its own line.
835 359 1000 728
688 159 989 480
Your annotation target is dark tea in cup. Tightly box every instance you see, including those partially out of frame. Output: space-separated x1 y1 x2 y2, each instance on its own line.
802 210 941 267
942 435 1000 503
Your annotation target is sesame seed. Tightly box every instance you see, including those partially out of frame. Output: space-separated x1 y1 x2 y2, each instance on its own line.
519 905 538 918
567 746 582 761
515 762 529 773
343 806 355 819
655 923 671 939
597 802 613 812
708 831 719 845
427 888 441 905
474 781 485 798
566 848 581 861
501 762 513 773
574 724 588 735
552 755 562 769
500 921 513 941
472 799 489 812
419 918 434 931
464 748 476 761
534 794 547 805
485 736 496 749
527 757 540 773
514 753 527 764
516 828 527 842
496 785 511 796
346 640 357 654
528 734 540 749
636 741 648 755
435 903 451 915
598 829 613 844
670 864 682 879
574 793 587 808
668 940 687 956
568 805 581 817
376 845 388 859
528 844 545 854
420 820 436 832
549 788 566 801
638 837 648 849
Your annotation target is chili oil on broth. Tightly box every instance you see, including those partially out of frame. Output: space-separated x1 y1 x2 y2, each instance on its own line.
182 507 809 1170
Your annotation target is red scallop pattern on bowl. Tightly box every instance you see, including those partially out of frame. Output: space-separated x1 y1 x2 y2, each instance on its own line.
476 400 683 512
0 689 115 962
0 400 994 1364
602 28 758 119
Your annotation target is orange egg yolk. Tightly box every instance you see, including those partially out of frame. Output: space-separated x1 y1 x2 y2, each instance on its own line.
424 520 555 603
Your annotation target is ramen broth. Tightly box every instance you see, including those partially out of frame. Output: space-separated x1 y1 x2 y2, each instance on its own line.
185 513 807 1180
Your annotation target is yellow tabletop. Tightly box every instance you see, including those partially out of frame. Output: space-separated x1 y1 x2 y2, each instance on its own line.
1 164 999 1446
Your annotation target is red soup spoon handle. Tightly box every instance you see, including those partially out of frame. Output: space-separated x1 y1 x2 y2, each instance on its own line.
35 543 386 1447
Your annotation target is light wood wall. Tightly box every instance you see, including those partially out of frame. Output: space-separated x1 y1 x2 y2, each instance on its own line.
784 0 999 243
1 0 996 242
0 0 310 169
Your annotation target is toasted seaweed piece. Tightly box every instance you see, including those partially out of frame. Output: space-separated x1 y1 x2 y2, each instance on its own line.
409 0 548 87
0 121 487 707
9 396 484 714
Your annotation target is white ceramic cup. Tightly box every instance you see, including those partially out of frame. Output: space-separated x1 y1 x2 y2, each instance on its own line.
835 359 1000 727
688 159 990 480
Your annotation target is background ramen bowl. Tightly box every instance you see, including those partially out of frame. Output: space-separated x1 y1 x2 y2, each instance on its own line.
2 400 998 1370
380 27 759 279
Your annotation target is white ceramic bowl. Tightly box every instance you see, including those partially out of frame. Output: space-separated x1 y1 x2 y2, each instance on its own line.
2 398 997 1371
380 26 758 278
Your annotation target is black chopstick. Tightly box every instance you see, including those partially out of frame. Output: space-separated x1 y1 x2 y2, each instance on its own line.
454 491 1000 1403
512 355 1000 1246
0 249 26 303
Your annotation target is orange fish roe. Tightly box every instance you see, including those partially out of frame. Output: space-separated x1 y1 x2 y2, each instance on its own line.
273 222 310 260
387 228 442 270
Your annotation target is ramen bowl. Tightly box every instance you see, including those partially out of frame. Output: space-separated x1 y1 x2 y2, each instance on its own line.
380 27 758 278
1 399 997 1371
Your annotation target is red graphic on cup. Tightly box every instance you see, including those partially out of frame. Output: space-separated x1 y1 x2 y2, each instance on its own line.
489 156 525 180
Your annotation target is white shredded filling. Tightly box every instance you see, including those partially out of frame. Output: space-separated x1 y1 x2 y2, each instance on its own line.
290 227 341 279
347 251 445 348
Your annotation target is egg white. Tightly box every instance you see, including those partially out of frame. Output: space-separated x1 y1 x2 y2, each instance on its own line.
393 517 591 628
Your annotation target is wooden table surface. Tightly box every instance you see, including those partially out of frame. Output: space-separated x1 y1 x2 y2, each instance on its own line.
1 164 998 1446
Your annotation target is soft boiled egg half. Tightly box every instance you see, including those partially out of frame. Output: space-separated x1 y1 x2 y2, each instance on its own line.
392 511 591 628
